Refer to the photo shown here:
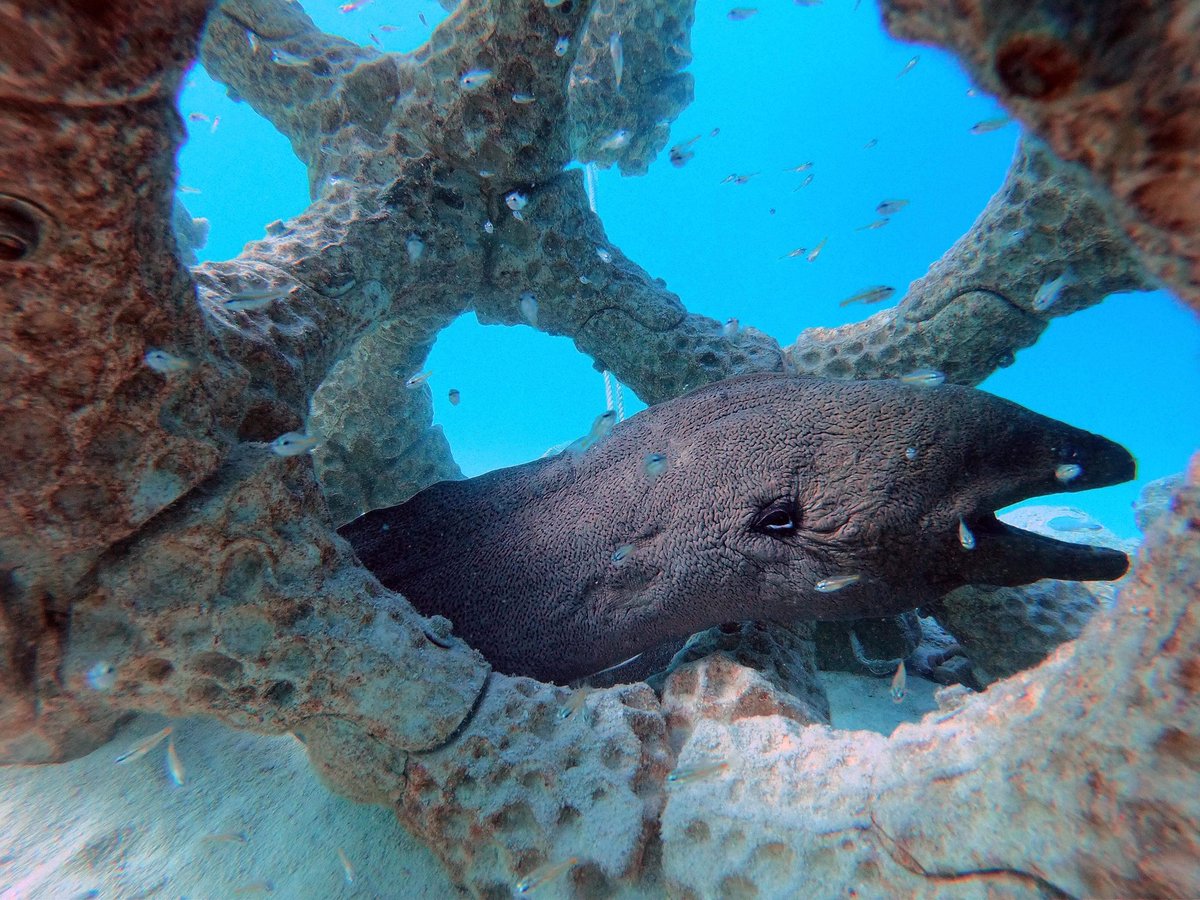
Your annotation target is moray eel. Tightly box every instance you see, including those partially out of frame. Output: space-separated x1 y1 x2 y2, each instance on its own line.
340 373 1134 684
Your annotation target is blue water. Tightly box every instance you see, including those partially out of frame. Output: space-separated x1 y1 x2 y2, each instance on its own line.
177 0 1200 539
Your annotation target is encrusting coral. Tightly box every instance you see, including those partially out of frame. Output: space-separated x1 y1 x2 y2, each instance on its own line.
1 0 1198 895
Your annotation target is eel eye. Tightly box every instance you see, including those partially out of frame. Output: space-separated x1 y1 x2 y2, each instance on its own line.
754 502 796 535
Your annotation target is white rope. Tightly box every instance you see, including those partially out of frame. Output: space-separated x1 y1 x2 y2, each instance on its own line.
588 163 624 422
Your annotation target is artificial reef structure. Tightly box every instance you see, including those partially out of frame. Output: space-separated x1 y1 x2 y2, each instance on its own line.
1 0 1198 896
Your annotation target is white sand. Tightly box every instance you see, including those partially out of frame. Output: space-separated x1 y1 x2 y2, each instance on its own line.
0 716 458 899
0 672 942 897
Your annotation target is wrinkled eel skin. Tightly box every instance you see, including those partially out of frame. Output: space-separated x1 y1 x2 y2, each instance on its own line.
341 373 1134 684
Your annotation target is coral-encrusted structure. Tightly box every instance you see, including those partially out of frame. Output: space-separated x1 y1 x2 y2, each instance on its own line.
1 0 1197 895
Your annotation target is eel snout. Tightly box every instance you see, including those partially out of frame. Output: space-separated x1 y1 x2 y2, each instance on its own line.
953 423 1136 587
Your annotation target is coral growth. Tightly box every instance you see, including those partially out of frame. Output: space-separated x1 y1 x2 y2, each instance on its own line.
1 0 1197 895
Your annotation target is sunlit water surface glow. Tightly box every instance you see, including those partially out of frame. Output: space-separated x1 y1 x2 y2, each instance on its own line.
177 0 1200 538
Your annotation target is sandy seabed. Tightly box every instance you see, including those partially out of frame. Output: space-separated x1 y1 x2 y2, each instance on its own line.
0 672 937 899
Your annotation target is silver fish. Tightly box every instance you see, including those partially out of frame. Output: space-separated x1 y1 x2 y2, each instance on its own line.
1033 267 1075 312
406 233 424 264
643 452 667 483
1055 463 1083 484
897 55 919 77
815 574 860 592
876 199 909 216
459 68 493 90
970 116 1012 135
839 285 894 307
554 35 569 57
519 292 539 327
268 431 321 456
900 368 946 387
87 661 117 691
958 517 976 550
143 349 193 374
891 660 907 703
609 33 623 91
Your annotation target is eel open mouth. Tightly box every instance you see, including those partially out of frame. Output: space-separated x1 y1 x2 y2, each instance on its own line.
949 427 1136 588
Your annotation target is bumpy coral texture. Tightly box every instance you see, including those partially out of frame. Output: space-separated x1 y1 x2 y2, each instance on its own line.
1 0 1197 895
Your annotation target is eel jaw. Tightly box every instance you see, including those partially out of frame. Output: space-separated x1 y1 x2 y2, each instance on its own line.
957 513 1130 586
949 429 1136 588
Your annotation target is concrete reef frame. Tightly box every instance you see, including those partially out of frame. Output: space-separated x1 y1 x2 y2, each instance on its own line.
0 0 1197 895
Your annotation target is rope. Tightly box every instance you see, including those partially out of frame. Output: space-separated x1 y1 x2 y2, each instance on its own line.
588 163 625 421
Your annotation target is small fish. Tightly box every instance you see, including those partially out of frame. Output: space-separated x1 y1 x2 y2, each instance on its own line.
579 275 590 284
483 219 494 234
115 725 173 765
448 388 461 406
785 162 814 173
460 68 493 90
336 847 355 885
268 432 320 456
226 283 297 306
863 137 878 149
890 660 907 703
143 349 193 374
201 832 248 845
210 116 220 133
1055 463 1083 484
792 173 814 190
554 36 570 57
966 86 979 97
1032 267 1075 312
905 447 918 460
1047 515 1101 532
557 686 594 720
610 33 623 91
721 172 758 185
839 285 895 307
511 209 525 222
269 48 309 67
958 517 976 550
519 292 539 327
369 32 382 47
643 452 667 483
1001 228 1026 247
669 135 701 168
247 30 260 52
727 7 758 20
722 317 739 336
815 574 860 593
339 0 371 12
379 24 401 32
710 127 720 137
188 112 210 123
899 368 945 386
970 116 1013 135
406 233 425 264
780 247 807 259
512 92 536 104
876 199 909 216
611 544 633 565
505 190 528 211
598 129 629 152
667 760 729 784
179 185 201 194
166 736 185 785
514 857 579 895
806 236 828 262
418 12 428 25
856 218 889 231
232 883 274 896
596 247 613 263
405 370 433 390
87 662 117 691
897 55 919 77
568 410 618 455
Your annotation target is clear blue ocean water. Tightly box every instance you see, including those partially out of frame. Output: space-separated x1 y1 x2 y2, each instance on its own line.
177 0 1200 539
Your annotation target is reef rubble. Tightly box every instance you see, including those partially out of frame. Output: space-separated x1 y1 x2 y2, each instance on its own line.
1 0 1198 896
